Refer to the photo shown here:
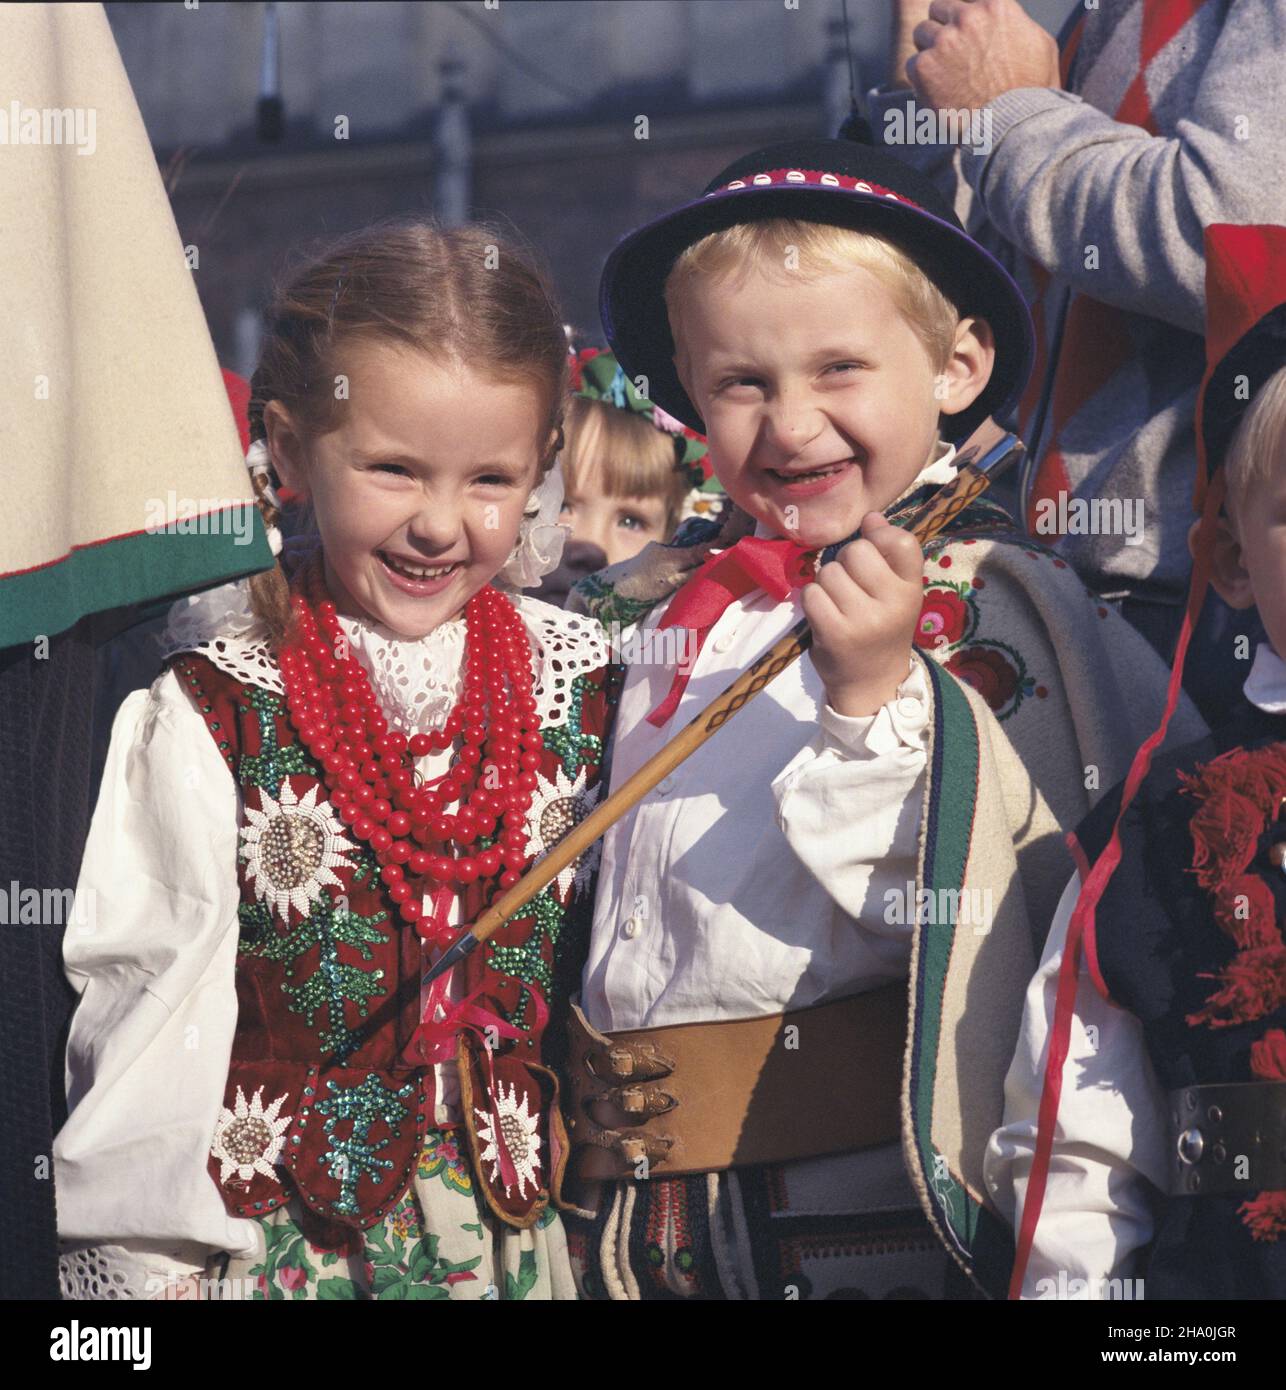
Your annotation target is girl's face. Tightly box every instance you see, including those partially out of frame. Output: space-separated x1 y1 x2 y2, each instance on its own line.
266 340 550 640
531 458 670 608
560 457 670 566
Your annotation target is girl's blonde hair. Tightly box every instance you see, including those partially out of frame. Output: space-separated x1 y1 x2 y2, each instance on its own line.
246 216 569 643
664 218 962 377
560 395 689 533
1223 364 1286 523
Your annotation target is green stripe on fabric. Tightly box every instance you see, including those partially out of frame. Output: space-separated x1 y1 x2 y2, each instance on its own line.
0 517 273 649
912 660 981 1257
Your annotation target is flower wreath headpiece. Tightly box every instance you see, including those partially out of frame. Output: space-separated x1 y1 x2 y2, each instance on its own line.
568 347 724 523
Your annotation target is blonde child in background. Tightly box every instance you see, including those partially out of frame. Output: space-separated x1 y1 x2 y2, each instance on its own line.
530 347 721 608
989 224 1286 1302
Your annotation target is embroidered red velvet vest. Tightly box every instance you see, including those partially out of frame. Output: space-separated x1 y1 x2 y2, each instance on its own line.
169 641 614 1247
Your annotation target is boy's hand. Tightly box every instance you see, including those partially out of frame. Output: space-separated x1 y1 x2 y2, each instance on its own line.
802 513 925 718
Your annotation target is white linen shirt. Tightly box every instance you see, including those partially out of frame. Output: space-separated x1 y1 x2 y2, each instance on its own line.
581 449 959 1033
984 642 1286 1298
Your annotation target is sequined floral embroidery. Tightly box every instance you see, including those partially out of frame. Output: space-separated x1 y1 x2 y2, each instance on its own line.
523 765 600 900
211 1085 293 1186
240 775 355 923
475 1080 542 1200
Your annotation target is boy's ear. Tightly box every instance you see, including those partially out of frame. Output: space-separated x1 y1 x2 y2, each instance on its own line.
263 401 309 498
1194 513 1256 610
936 316 997 419
673 351 693 404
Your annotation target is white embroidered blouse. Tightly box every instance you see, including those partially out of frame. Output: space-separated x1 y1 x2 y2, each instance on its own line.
53 582 606 1300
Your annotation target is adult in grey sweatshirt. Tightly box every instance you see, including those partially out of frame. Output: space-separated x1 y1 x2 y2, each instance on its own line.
869 0 1285 710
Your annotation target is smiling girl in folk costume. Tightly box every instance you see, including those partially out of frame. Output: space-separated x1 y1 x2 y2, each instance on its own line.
53 219 615 1301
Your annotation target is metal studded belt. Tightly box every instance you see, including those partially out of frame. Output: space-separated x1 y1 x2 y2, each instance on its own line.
1168 1081 1286 1196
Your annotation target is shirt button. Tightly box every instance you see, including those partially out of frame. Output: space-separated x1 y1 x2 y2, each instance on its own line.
712 631 736 653
657 776 675 796
897 697 921 718
622 916 642 939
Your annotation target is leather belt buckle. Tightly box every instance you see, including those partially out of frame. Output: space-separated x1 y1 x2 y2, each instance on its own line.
586 1039 675 1083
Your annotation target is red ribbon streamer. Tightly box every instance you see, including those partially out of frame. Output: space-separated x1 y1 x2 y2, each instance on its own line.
645 536 814 726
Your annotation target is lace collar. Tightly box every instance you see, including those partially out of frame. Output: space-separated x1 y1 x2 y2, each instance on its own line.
159 578 608 732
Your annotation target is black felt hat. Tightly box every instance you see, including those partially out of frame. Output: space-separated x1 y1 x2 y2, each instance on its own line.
599 135 1035 443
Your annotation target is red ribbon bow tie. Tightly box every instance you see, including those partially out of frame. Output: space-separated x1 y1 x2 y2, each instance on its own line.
645 535 816 727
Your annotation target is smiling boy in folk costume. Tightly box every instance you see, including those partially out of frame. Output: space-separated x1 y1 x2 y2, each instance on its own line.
991 224 1286 1301
561 135 1205 1300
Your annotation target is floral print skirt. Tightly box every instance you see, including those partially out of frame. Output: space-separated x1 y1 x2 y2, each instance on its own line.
214 1127 576 1300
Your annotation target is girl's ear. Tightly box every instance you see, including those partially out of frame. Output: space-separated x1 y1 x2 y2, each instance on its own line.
937 316 997 419
1196 513 1256 609
542 423 563 470
263 401 309 498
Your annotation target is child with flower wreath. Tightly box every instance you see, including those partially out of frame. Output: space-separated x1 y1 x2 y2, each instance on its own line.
991 224 1286 1301
53 218 616 1301
528 346 723 609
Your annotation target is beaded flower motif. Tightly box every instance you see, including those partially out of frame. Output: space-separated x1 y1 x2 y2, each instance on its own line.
239 775 355 923
211 1085 293 1186
523 766 600 900
474 1080 542 1201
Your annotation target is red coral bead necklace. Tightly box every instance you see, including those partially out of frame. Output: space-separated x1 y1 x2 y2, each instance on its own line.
278 583 543 942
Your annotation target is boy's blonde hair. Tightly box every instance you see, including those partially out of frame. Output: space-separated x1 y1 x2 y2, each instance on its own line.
664 218 962 378
561 396 689 533
1222 364 1286 523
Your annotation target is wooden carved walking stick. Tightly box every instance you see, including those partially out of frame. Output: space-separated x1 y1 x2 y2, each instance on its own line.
423 432 1025 986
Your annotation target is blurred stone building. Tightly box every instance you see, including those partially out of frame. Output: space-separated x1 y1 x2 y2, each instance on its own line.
106 0 1073 372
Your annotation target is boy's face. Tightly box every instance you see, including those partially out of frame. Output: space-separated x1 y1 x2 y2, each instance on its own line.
1204 464 1286 660
671 259 992 547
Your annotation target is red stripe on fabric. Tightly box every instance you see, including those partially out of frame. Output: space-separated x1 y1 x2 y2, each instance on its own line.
1025 446 1073 534
1066 829 1090 883
1116 0 1206 132
1049 296 1136 432
1066 831 1113 1004
1140 0 1206 69
1008 470 1226 1300
1007 880 1087 1300
1059 13 1086 86
1027 296 1136 529
1114 73 1158 134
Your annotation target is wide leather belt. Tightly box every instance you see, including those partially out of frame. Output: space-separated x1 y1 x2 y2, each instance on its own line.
1168 1081 1286 1196
564 984 908 1181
